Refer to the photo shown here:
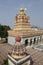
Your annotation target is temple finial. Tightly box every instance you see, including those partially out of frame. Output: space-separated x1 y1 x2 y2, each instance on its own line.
20 8 24 12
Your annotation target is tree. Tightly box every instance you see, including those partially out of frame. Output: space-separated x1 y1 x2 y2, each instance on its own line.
2 59 8 65
0 24 11 38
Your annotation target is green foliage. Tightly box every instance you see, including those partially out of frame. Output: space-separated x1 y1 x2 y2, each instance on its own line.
2 59 8 65
0 24 11 38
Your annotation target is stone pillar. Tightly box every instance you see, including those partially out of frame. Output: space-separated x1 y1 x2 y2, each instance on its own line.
40 36 42 42
28 38 30 46
32 38 34 45
35 38 37 43
21 38 25 44
33 38 36 45
41 35 43 42
42 35 43 40
30 39 32 46
36 37 38 44
38 36 41 42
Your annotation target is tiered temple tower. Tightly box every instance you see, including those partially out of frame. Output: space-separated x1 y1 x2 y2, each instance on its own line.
8 8 43 45
14 8 30 30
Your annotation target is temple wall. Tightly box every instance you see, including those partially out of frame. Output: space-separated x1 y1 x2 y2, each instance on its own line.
8 58 30 65
8 36 25 45
8 55 31 65
8 36 15 45
8 35 42 45
0 37 1 40
42 35 43 39
8 59 14 65
23 36 41 45
24 37 35 42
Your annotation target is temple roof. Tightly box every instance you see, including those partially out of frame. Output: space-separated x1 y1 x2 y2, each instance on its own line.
0 43 43 65
8 29 43 37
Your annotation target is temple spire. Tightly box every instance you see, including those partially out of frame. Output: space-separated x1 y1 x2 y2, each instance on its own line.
19 8 25 14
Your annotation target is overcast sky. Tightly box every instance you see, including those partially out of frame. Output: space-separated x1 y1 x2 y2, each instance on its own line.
0 0 43 29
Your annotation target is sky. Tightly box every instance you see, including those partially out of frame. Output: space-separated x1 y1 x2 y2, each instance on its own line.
0 0 43 29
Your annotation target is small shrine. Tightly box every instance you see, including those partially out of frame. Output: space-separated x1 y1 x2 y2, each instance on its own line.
8 36 32 65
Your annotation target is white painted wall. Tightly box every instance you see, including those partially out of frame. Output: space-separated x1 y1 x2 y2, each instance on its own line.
8 59 14 65
0 37 1 40
8 36 15 45
8 36 25 45
42 35 43 39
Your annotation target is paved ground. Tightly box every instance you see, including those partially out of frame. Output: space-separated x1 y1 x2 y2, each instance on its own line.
0 43 13 65
0 41 43 65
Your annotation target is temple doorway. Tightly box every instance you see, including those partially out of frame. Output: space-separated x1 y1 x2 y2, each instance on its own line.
25 39 28 46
